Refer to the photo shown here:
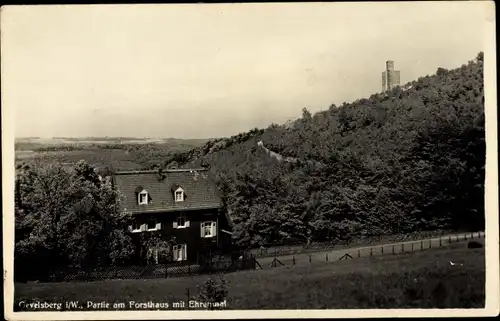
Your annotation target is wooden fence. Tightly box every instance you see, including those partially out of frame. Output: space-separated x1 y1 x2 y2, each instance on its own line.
257 231 485 268
250 230 474 258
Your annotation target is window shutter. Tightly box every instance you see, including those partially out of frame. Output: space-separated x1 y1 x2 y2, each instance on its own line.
156 222 162 230
128 225 133 232
173 221 178 229
185 220 190 228
183 244 187 260
200 223 205 237
173 246 178 261
212 222 217 236
140 224 146 232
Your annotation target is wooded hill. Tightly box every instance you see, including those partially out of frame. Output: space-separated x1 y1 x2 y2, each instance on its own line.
165 52 485 249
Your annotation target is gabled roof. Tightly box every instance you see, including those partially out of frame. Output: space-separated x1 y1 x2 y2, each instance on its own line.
112 168 222 214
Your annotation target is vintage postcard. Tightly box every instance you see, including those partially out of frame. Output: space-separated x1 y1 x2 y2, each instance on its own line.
2 2 498 320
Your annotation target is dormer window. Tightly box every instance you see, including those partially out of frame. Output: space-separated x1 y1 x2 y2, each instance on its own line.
175 187 184 202
138 189 149 205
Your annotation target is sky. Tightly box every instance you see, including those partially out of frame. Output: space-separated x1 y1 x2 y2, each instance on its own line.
1 2 490 139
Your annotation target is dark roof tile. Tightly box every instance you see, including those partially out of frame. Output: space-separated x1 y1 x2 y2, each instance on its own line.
113 169 222 214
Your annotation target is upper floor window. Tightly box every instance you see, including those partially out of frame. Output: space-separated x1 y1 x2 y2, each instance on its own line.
138 189 149 205
129 219 161 233
130 221 142 233
201 221 217 238
175 187 184 202
173 212 190 229
146 218 159 231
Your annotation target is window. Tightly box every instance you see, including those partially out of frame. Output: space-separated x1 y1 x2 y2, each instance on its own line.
200 221 217 238
130 219 161 233
172 244 187 261
130 221 142 233
174 187 184 202
147 219 158 231
173 213 189 229
138 190 148 205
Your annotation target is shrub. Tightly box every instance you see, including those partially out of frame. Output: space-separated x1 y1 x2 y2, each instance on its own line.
195 275 229 310
468 241 483 249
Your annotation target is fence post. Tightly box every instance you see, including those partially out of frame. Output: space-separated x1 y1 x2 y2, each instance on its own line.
471 232 474 239
449 235 451 243
439 237 442 247
309 254 312 263
381 246 384 254
429 239 432 248
358 250 361 258
370 248 373 256
293 255 296 265
402 243 404 252
456 235 459 242
326 253 328 262
421 240 423 251
392 245 395 255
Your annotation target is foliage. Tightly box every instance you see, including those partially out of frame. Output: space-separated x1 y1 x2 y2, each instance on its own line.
167 52 485 248
195 275 229 309
14 160 135 281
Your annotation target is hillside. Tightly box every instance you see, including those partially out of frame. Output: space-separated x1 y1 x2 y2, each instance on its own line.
165 52 485 249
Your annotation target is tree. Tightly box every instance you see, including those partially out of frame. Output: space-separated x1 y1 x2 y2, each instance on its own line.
15 160 134 281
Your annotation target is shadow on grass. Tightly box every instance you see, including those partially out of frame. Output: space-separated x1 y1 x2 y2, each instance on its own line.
14 247 485 310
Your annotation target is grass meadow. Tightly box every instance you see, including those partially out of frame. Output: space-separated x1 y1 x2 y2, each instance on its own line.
15 240 485 310
14 137 208 170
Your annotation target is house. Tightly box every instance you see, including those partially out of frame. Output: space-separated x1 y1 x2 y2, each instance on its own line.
112 168 233 265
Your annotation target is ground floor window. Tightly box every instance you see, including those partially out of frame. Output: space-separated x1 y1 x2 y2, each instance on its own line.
172 244 187 261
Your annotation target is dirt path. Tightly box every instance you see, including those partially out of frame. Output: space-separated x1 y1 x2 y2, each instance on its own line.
255 231 484 268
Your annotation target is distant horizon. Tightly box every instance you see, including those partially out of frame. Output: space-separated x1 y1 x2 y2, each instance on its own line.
15 135 217 140
3 3 487 138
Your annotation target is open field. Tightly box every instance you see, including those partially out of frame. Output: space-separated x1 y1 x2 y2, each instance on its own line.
15 240 485 310
14 137 209 170
256 231 484 267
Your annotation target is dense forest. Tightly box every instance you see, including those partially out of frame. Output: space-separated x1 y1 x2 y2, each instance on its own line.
164 52 485 248
14 53 485 278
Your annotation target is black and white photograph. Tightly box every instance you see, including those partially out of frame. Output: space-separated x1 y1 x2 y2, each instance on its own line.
2 2 498 319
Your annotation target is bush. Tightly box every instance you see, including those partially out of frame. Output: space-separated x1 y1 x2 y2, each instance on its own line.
195 275 229 310
468 241 483 249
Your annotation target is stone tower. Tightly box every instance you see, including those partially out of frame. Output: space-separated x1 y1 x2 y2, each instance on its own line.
382 60 401 92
